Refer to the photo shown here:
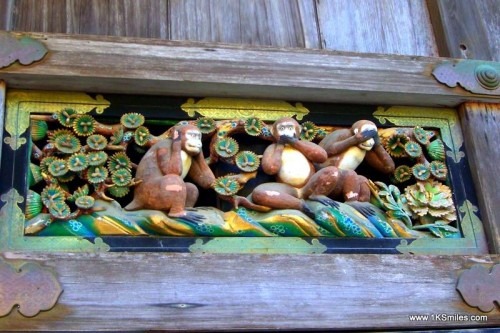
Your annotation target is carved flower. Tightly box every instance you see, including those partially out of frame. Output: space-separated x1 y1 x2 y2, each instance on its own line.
108 152 131 172
404 180 457 223
108 185 130 198
300 121 318 141
412 163 430 181
111 169 132 186
235 151 260 172
120 113 145 129
215 137 239 158
212 176 241 196
87 151 108 166
87 166 109 184
384 133 409 158
196 117 216 134
244 117 264 136
86 134 108 150
68 153 89 172
48 158 68 177
56 108 77 127
50 129 81 154
73 114 96 136
134 126 150 146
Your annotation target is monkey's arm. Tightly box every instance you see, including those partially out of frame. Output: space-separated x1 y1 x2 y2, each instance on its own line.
288 140 327 163
158 138 181 176
320 129 375 156
189 152 216 189
365 144 395 174
261 143 284 175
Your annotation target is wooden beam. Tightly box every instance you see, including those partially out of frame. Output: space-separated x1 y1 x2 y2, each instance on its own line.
459 103 500 254
0 252 498 330
0 33 498 107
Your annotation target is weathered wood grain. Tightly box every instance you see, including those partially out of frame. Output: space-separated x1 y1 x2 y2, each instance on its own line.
0 252 497 330
73 0 110 35
107 0 168 38
459 103 500 254
0 0 13 30
0 33 498 107
316 0 438 56
434 0 499 61
169 0 320 48
9 0 45 32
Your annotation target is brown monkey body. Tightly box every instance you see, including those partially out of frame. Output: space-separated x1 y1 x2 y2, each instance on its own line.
248 118 339 214
125 124 215 217
317 120 395 202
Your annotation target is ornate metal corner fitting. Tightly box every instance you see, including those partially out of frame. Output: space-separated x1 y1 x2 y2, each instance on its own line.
432 60 500 96
456 264 499 312
181 97 310 121
0 258 63 317
189 238 327 254
0 32 48 69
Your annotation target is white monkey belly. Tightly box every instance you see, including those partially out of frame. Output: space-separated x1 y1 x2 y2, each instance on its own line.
180 150 192 179
278 147 312 187
337 146 366 170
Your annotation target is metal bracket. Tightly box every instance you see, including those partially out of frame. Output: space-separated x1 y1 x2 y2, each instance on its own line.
432 60 500 96
456 264 499 312
0 32 48 69
0 257 63 317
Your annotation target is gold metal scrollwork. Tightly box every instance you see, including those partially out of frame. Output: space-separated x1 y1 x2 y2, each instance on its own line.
181 97 310 121
373 106 465 163
4 91 110 150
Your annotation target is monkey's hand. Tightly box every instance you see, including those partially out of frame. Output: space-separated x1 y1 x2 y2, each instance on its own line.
172 129 181 142
278 135 298 145
355 129 377 143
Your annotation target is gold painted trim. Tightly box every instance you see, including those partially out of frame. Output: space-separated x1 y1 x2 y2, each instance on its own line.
4 90 110 150
189 238 327 254
374 106 487 254
374 106 464 163
0 188 109 252
181 97 310 120
1 90 111 252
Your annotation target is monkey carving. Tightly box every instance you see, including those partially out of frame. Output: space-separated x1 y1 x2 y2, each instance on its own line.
317 120 395 202
242 117 339 216
125 124 215 217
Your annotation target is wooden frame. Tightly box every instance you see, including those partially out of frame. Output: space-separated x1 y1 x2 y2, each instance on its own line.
0 33 499 330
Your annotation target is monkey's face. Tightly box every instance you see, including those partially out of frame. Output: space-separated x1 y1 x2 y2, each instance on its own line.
274 120 300 141
354 123 378 151
183 129 203 156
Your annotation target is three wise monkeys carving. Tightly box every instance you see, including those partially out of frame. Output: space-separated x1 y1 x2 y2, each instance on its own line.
124 118 395 217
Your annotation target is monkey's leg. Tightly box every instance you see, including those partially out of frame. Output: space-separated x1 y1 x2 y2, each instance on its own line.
356 175 371 202
342 171 365 202
185 182 199 208
251 183 304 210
301 166 340 198
160 174 188 217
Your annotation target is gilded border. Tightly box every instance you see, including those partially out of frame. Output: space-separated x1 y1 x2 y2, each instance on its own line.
374 106 487 254
0 90 111 252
